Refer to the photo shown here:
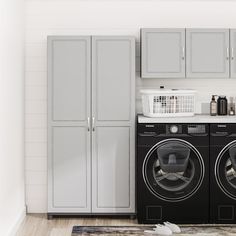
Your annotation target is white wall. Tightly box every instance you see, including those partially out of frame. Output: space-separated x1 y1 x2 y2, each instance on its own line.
25 0 236 212
0 0 25 234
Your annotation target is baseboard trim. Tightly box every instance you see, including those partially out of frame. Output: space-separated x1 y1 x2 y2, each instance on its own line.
8 206 26 236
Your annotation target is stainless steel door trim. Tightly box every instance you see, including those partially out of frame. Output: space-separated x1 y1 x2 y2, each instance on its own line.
87 117 90 131
182 46 185 60
92 117 95 131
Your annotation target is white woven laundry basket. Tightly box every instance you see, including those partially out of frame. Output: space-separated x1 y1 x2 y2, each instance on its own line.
140 89 196 118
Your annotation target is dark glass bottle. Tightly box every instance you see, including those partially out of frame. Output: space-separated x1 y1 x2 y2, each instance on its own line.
217 96 228 115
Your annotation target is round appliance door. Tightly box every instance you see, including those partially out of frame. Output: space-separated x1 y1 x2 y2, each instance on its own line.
142 138 205 202
215 141 236 200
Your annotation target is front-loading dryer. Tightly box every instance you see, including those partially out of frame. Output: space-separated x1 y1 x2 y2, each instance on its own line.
137 122 209 224
210 124 236 224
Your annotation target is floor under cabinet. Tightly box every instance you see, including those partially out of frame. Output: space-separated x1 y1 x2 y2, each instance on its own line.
16 214 236 236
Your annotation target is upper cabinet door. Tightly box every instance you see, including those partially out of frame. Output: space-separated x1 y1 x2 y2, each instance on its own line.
230 29 236 78
141 28 186 78
48 36 91 121
186 29 229 78
92 36 135 122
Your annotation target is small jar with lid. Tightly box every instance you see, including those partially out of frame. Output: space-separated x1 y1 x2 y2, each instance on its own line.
217 96 228 116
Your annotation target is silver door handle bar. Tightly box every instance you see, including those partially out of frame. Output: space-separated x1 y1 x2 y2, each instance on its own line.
232 47 234 60
87 117 90 132
92 117 95 131
182 47 185 60
227 47 229 60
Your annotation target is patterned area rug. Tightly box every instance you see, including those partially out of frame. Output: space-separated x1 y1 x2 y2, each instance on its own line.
71 226 236 236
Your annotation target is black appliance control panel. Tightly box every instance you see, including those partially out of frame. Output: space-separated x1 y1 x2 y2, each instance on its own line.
138 123 208 136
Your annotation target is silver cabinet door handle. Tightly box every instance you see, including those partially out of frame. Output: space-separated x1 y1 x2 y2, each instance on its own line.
182 47 185 60
227 47 229 60
92 117 95 131
232 47 234 60
87 117 90 132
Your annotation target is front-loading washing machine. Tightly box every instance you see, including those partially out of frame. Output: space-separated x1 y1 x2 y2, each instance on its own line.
137 122 209 224
210 124 236 224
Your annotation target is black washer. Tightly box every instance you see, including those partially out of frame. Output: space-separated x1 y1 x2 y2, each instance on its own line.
210 124 236 224
137 122 209 224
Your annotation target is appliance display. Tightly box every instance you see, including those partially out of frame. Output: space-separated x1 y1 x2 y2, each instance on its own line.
210 124 236 223
137 123 209 224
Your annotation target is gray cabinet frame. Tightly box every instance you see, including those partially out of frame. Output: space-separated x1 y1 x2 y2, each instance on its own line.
48 35 135 214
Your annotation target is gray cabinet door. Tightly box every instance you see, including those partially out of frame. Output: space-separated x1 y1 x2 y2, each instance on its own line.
48 36 91 213
91 36 135 213
51 127 91 212
230 29 236 77
141 28 186 78
49 37 90 121
186 29 229 78
92 127 131 212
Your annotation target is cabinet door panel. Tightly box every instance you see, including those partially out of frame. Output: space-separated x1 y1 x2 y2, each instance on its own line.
48 36 91 213
52 127 91 211
51 38 90 121
92 36 135 213
92 127 131 212
141 28 185 78
186 29 229 78
230 29 236 77
92 37 134 121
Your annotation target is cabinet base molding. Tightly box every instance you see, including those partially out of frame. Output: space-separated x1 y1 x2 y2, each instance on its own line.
47 213 137 220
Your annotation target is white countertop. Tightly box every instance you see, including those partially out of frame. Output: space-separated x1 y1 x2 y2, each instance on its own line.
138 114 236 123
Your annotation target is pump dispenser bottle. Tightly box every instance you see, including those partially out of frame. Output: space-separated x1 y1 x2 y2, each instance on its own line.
210 95 217 116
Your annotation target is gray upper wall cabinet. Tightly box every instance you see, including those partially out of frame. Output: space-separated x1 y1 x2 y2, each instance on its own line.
141 28 236 79
230 29 236 77
141 28 186 78
186 29 230 78
48 36 135 214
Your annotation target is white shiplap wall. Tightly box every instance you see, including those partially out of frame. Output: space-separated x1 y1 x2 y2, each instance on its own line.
25 0 236 213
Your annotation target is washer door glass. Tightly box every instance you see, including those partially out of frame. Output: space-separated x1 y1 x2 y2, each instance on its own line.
215 141 236 200
143 139 205 202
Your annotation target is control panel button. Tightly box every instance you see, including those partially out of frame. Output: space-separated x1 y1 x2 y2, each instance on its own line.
170 125 179 134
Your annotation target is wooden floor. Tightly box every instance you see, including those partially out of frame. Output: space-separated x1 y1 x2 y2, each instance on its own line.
16 214 137 236
17 214 236 236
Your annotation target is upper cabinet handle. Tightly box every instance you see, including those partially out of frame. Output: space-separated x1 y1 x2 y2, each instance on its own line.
226 47 229 60
182 47 185 60
87 117 90 132
92 117 95 132
232 48 234 60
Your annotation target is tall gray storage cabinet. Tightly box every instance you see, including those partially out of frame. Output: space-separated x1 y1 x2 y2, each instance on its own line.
47 36 135 216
